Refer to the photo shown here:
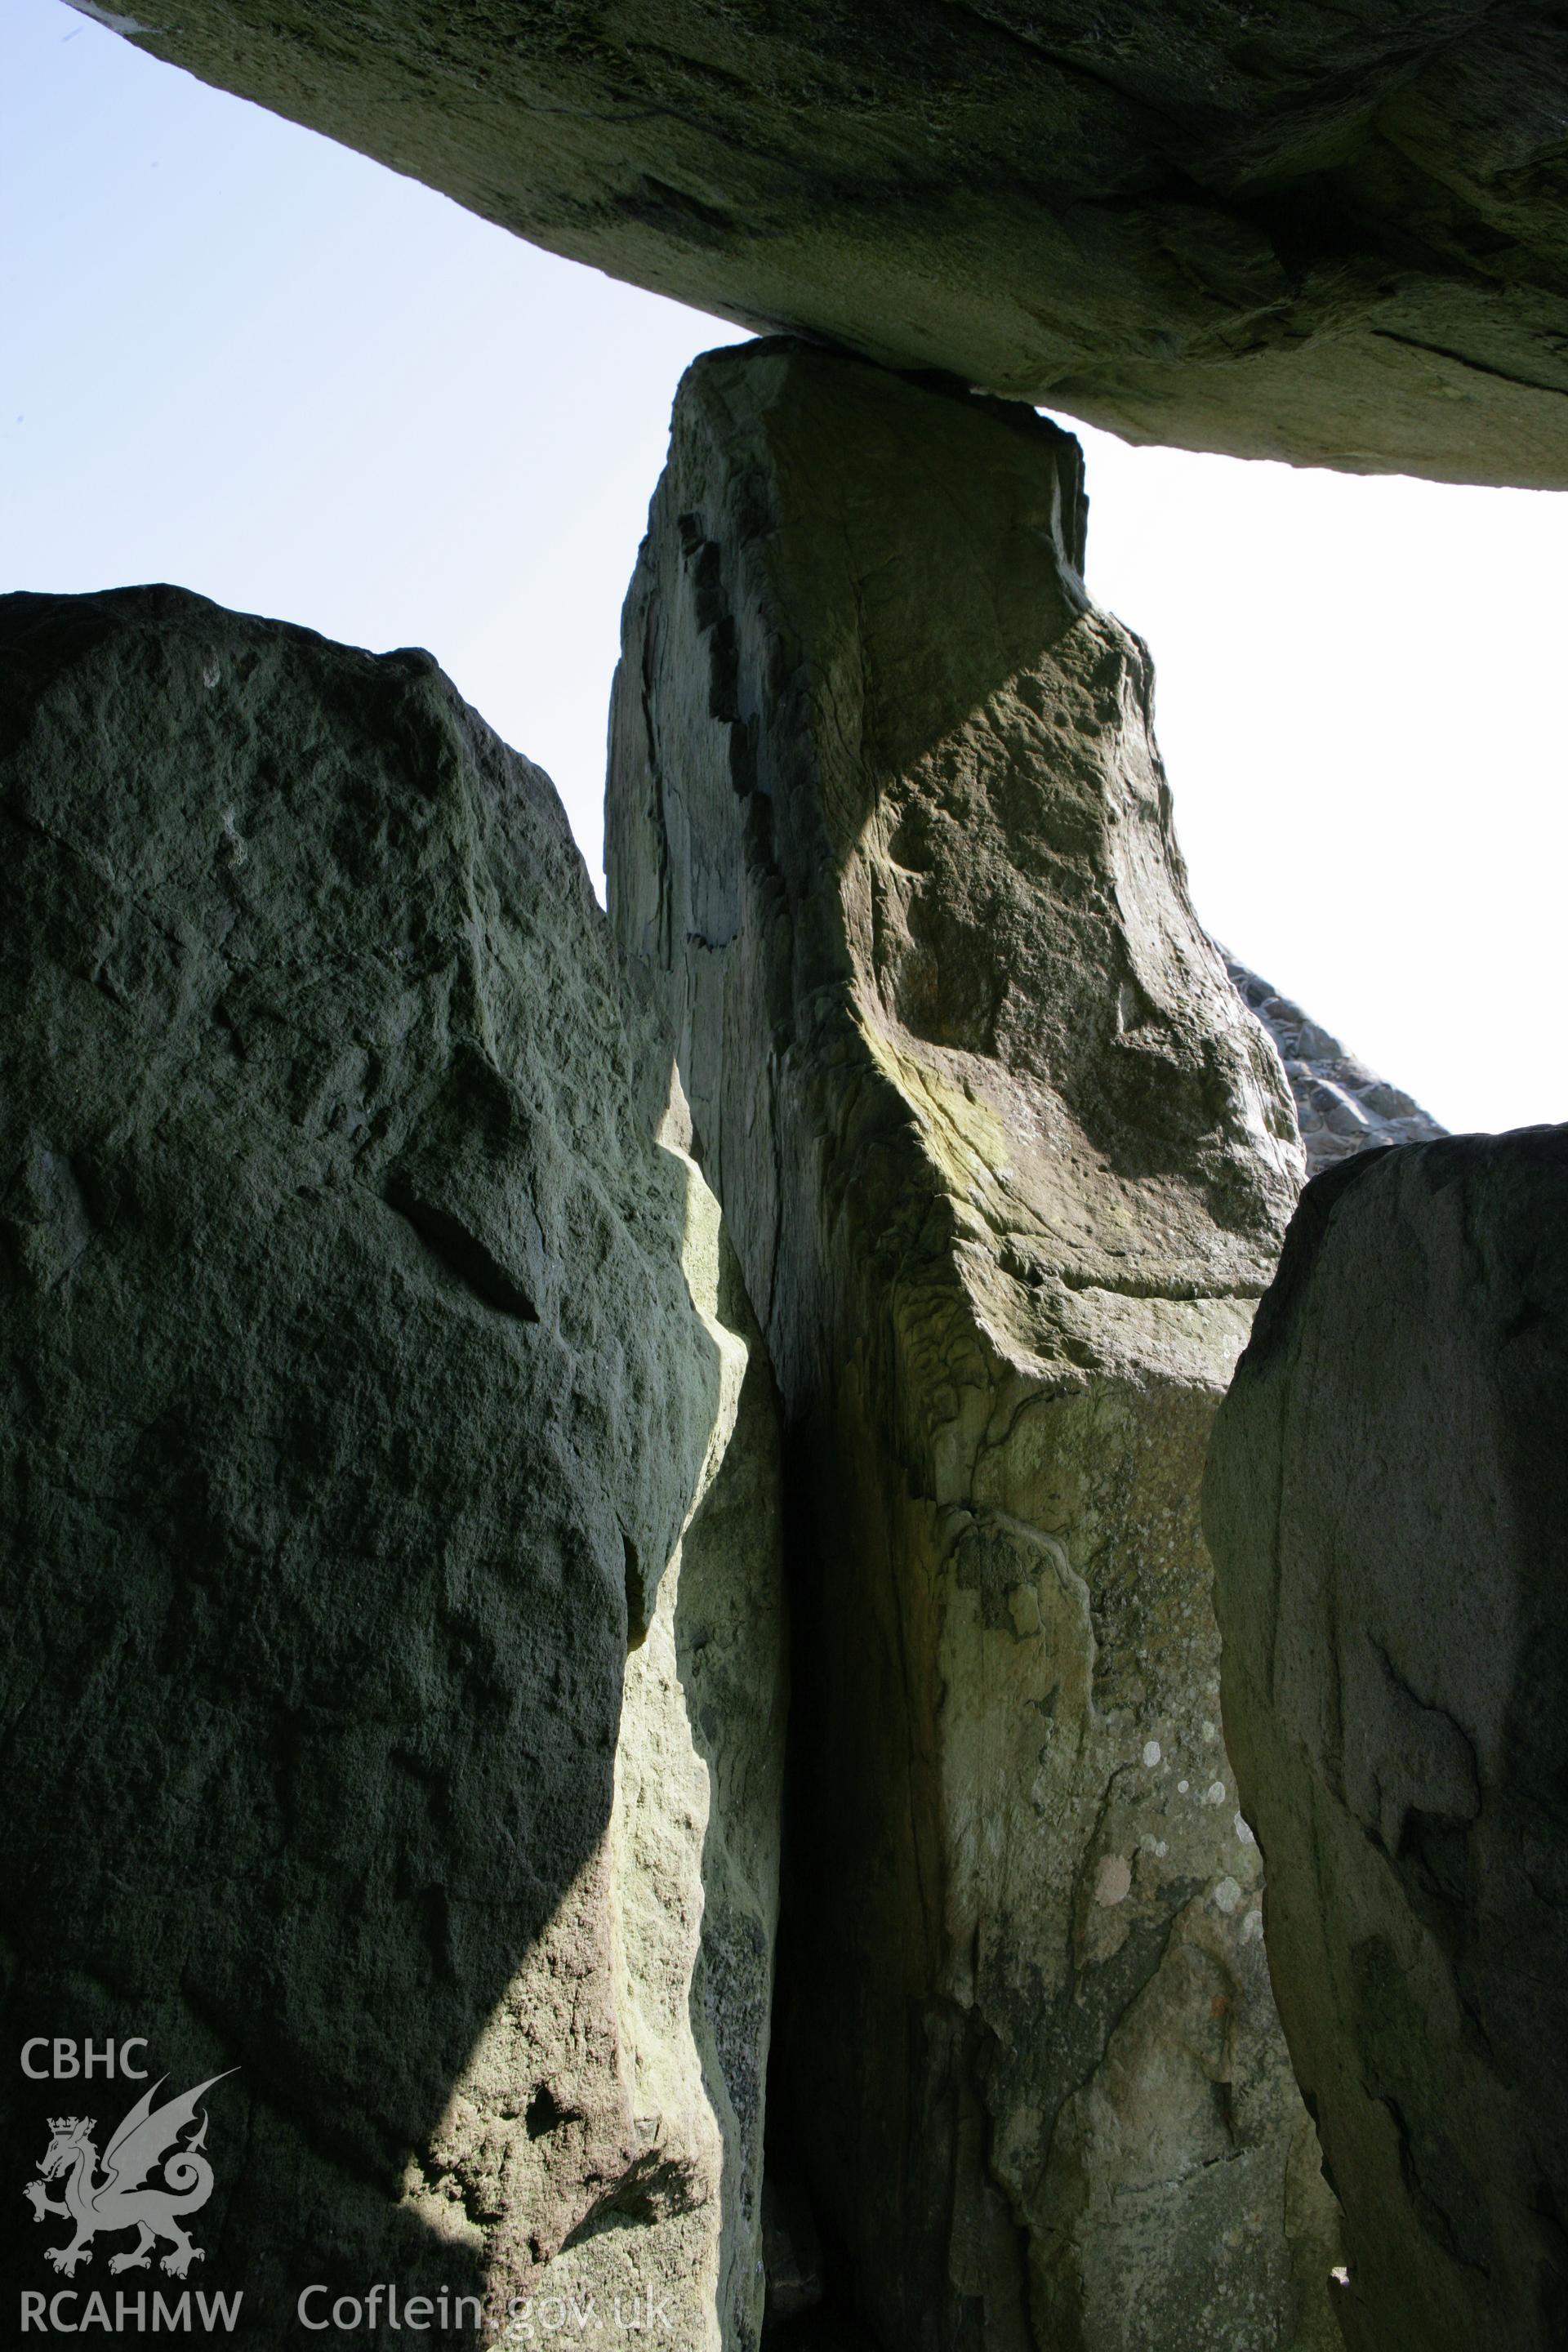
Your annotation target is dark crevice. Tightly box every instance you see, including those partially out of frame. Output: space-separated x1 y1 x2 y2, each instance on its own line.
622 1528 652 1648
525 2083 576 2140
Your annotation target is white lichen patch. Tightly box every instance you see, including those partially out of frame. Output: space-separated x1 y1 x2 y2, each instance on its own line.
1094 1854 1132 1906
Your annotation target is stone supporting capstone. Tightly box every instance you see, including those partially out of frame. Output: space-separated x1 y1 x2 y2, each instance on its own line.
608 339 1343 2350
0 586 786 2348
1206 1127 1568 2352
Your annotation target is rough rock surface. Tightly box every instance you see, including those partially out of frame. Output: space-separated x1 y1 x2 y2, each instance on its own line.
1227 955 1446 1173
0 586 785 2348
608 340 1341 2350
82 1 1568 488
1205 1130 1568 2352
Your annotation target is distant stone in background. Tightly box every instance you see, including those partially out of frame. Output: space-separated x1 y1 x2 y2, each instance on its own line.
608 339 1340 2351
83 0 1568 488
1205 1128 1568 2352
1227 954 1446 1173
0 587 784 2348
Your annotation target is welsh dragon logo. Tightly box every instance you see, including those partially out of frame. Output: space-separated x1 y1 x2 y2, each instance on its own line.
24 2073 234 2279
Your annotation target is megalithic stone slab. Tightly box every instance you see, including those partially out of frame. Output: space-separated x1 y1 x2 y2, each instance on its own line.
607 339 1342 2351
1205 1129 1568 2352
0 586 785 2349
78 0 1568 488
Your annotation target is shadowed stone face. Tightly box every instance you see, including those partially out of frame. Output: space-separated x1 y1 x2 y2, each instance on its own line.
607 339 1341 2350
1205 1129 1568 2352
0 586 785 2347
72 0 1568 487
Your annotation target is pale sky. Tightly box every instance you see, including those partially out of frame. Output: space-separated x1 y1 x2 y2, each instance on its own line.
5 0 1564 1136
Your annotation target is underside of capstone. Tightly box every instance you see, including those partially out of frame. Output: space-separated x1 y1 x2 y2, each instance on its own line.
0 586 785 2346
608 338 1343 2349
78 0 1568 488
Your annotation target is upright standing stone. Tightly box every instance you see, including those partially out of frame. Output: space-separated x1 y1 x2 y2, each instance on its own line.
1205 1129 1568 2352
608 341 1339 2350
0 586 785 2348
